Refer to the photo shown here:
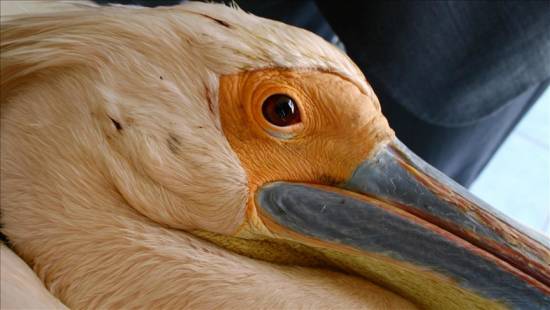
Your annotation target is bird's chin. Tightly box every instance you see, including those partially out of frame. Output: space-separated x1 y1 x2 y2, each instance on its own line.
194 220 546 310
195 139 550 309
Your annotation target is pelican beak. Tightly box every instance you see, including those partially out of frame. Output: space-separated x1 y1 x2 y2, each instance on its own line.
255 139 550 309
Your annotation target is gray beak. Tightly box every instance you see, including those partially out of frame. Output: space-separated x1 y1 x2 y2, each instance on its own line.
256 139 550 309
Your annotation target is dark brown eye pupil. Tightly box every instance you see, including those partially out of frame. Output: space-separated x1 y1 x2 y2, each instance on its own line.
262 94 301 127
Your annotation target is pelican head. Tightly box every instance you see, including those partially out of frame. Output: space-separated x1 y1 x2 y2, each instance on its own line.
1 2 548 309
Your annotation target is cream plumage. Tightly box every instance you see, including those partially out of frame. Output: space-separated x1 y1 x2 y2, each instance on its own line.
1 2 412 309
2 2 549 309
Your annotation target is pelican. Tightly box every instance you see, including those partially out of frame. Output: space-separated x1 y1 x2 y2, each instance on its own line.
1 2 549 309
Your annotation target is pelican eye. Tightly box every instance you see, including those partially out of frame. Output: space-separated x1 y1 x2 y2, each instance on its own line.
262 94 301 127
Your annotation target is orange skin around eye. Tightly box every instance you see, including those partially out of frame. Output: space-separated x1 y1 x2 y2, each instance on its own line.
219 69 395 207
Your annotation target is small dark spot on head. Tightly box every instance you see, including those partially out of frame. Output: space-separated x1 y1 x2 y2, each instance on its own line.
197 126 204 129
109 116 122 131
213 18 231 28
198 13 232 28
160 76 163 80
204 84 214 115
0 231 12 247
167 133 182 155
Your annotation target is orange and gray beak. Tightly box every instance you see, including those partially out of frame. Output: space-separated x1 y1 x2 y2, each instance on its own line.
256 139 550 309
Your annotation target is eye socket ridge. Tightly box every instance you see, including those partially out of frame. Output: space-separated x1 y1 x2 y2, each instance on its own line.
261 94 301 127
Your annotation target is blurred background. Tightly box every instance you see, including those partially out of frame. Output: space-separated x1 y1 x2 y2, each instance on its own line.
471 87 549 235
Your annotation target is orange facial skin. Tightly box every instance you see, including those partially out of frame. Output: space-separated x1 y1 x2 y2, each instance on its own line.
219 69 395 206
